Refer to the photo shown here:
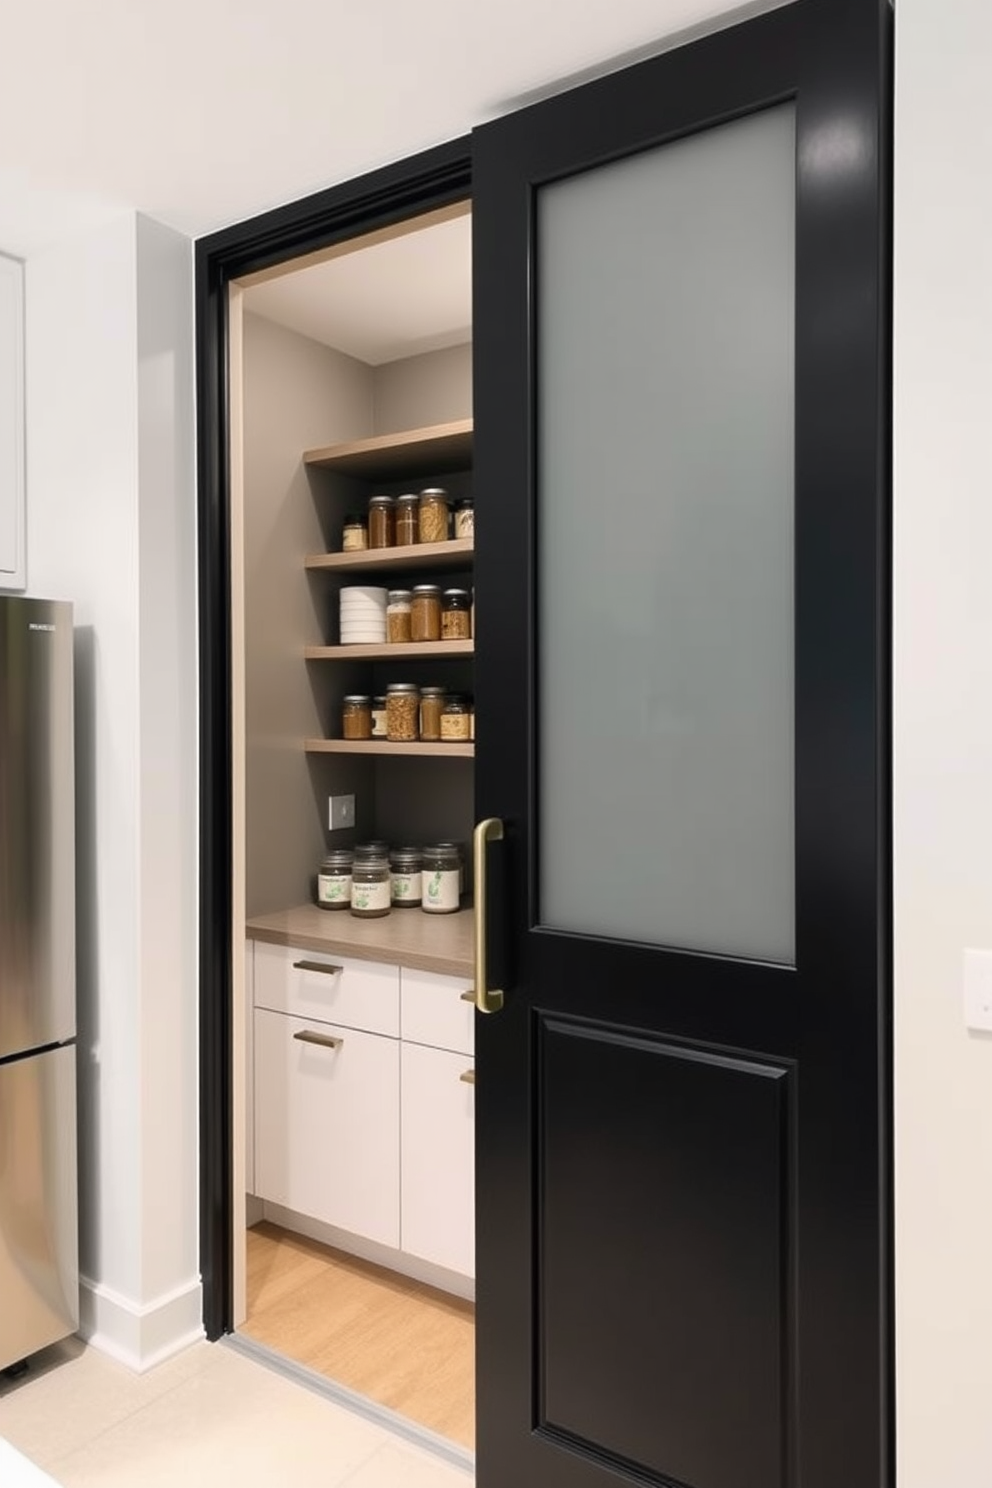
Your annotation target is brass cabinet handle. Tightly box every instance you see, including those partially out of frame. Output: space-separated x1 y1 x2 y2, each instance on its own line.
293 1029 343 1050
472 817 504 1014
460 1069 476 1085
459 990 475 1003
293 960 343 976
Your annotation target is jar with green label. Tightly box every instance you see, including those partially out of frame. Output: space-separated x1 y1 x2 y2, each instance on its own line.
317 849 353 911
350 854 391 918
390 847 423 908
422 844 461 914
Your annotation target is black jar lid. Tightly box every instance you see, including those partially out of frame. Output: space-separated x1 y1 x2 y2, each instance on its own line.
442 588 471 604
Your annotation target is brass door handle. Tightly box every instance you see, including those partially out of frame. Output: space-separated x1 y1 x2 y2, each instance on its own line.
293 960 343 976
460 1069 476 1085
293 1030 343 1049
472 817 504 1014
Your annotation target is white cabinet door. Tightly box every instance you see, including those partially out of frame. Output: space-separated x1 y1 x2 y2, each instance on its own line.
0 254 24 588
401 969 474 1057
254 1008 400 1248
401 1041 475 1278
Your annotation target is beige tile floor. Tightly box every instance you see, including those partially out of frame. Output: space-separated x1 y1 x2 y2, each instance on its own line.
0 1338 473 1488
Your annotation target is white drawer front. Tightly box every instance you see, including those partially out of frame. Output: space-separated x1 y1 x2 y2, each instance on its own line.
400 969 475 1056
401 1042 474 1278
254 1008 400 1248
253 941 399 1037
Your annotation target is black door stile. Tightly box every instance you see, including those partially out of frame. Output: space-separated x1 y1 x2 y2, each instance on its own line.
473 3 891 1486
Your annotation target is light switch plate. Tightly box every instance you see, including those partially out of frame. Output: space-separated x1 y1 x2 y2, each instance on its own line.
328 794 355 831
963 948 992 1032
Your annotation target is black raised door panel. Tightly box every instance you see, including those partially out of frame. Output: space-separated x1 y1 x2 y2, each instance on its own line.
472 3 891 1487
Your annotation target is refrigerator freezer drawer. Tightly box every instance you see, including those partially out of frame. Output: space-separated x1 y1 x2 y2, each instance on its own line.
0 1045 78 1370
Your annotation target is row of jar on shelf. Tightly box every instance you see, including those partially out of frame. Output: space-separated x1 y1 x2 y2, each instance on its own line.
343 687 473 744
341 488 473 552
317 842 464 917
339 585 472 646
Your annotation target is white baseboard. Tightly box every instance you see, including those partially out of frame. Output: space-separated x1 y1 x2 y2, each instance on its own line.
78 1274 204 1373
260 1202 476 1303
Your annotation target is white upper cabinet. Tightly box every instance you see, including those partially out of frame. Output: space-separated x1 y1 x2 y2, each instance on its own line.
0 253 25 589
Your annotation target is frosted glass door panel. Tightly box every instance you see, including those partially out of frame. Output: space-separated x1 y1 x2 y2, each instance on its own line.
538 106 796 964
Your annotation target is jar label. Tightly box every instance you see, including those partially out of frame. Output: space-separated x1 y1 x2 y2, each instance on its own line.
440 714 471 740
391 871 423 903
318 872 351 904
423 867 460 912
351 879 391 912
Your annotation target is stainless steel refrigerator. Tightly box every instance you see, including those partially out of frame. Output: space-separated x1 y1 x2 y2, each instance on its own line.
0 596 78 1372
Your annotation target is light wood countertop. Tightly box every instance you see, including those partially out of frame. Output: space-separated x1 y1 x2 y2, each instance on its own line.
246 903 474 978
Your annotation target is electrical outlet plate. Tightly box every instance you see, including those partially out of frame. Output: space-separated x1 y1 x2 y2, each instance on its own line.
328 794 356 831
963 948 992 1033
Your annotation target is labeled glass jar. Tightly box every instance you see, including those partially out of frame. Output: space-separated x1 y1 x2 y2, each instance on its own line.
354 840 390 861
410 584 442 642
396 493 419 547
342 694 372 740
454 496 474 540
390 846 423 908
419 686 446 742
441 589 472 640
368 494 396 549
386 589 413 644
342 513 368 551
386 682 420 741
434 840 465 895
440 695 472 742
371 696 388 738
350 855 391 918
422 844 462 914
317 849 353 911
418 488 450 544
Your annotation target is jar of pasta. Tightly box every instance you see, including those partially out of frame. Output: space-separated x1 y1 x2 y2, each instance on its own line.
387 590 413 644
411 585 442 642
441 589 472 640
396 493 419 546
419 686 446 741
386 683 420 741
418 488 450 544
342 695 372 740
368 494 396 549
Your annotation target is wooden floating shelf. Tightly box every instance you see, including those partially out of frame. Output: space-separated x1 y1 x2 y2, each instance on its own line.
305 640 474 661
305 739 475 758
304 418 473 479
305 538 474 574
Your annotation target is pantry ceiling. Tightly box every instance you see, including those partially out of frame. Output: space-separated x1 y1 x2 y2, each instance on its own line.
0 0 789 248
242 213 472 365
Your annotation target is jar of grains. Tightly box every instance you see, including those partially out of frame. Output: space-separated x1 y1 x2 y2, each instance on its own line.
419 686 446 741
368 494 396 549
386 682 420 741
386 590 413 644
390 846 423 908
422 844 462 914
371 695 388 738
350 854 391 918
454 496 474 540
410 585 442 642
441 589 472 640
342 513 368 551
342 695 372 740
418 488 450 544
396 493 419 546
440 695 472 742
317 849 353 911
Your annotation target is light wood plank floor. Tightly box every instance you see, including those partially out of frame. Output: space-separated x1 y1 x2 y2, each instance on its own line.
241 1222 475 1449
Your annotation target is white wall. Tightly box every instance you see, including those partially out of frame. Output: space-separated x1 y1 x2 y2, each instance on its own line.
24 208 200 1369
894 3 992 1483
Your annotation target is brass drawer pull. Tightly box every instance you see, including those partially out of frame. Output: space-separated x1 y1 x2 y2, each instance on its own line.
293 1030 343 1050
460 1068 476 1086
460 990 475 1003
293 960 343 976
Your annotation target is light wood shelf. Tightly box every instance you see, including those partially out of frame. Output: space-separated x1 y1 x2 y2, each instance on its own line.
305 640 473 662
305 739 474 758
304 419 473 479
246 903 474 978
305 538 474 574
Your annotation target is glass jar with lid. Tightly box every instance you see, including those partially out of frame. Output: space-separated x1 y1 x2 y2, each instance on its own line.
342 513 368 551
418 488 450 544
441 589 472 640
350 854 391 918
410 585 442 642
386 590 413 645
422 844 462 914
419 686 446 742
317 849 353 911
368 494 396 549
396 493 419 547
354 840 390 861
342 695 372 740
454 496 474 540
440 695 472 742
390 846 423 908
434 840 465 895
386 682 420 741
371 696 388 738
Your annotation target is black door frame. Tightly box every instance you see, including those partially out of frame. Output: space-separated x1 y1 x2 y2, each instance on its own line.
194 138 472 1340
